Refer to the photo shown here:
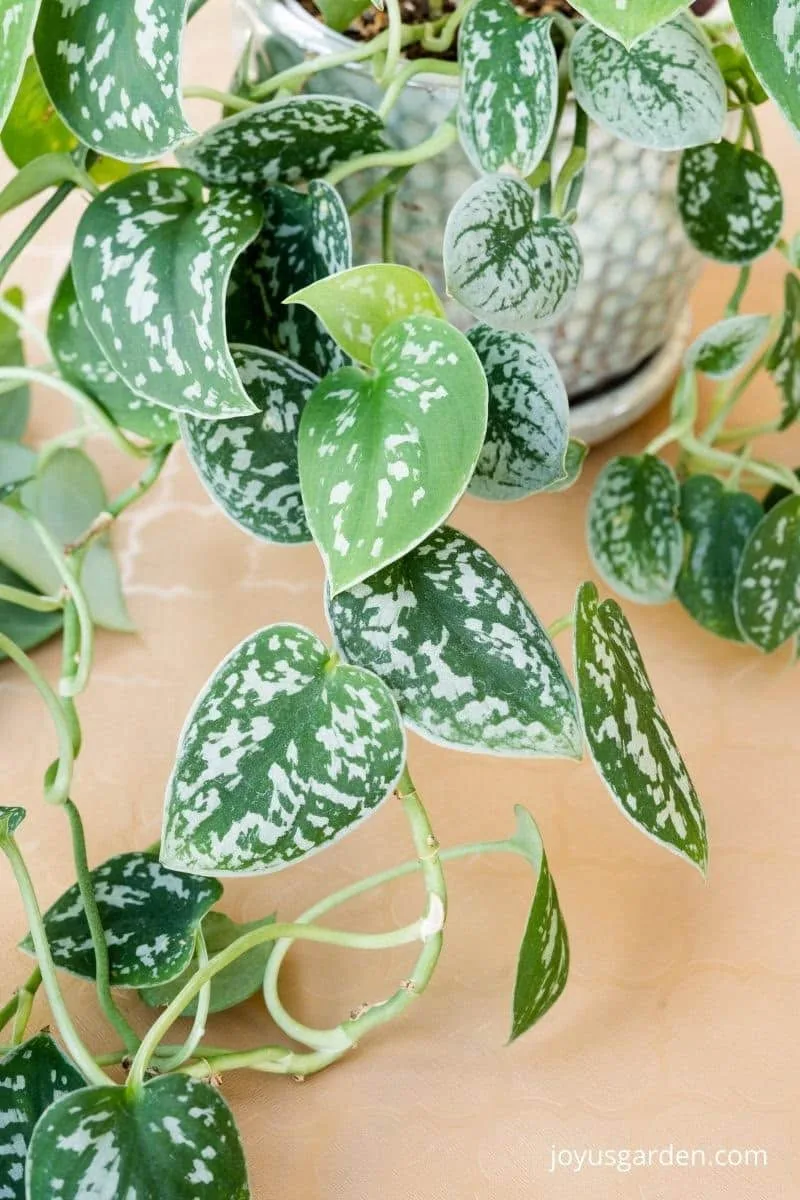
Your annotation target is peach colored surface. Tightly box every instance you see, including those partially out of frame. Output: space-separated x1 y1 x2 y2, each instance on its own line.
2 7 799 1198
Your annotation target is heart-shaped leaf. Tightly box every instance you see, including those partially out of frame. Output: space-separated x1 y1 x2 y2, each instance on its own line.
509 806 569 1041
0 0 42 129
677 475 763 641
571 1 689 47
458 0 558 177
569 14 726 150
729 0 800 137
0 563 63 658
769 274 800 429
48 270 179 444
72 168 262 420
0 1034 84 1200
0 287 29 441
466 324 569 500
574 581 708 874
140 910 276 1016
161 623 406 876
33 0 192 162
227 181 351 377
20 852 221 988
177 94 387 189
298 315 488 594
327 525 582 758
685 313 772 379
289 264 445 368
587 455 683 604
544 438 588 493
444 175 582 332
26 1075 249 1200
678 141 784 264
316 0 370 30
0 805 25 842
181 345 316 545
734 495 800 652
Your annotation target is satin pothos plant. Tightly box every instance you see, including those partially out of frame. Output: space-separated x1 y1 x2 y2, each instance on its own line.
0 0 796 1195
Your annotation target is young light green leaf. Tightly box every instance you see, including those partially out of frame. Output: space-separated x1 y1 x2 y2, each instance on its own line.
444 175 582 332
0 1034 84 1200
458 0 558 177
571 1 689 47
587 455 683 604
33 0 193 162
574 581 708 874
0 0 42 129
678 142 784 265
569 14 726 150
0 287 29 441
181 345 316 545
315 0 369 32
227 181 351 377
509 806 569 1041
769 274 800 429
0 151 90 217
289 264 444 368
544 439 589 493
161 623 406 876
685 313 771 379
20 852 221 988
298 315 487 594
140 910 276 1016
26 1075 249 1200
734 495 800 652
0 563 63 658
729 0 800 137
72 169 262 419
677 475 763 641
48 270 180 444
328 525 582 758
466 324 569 500
0 805 25 842
177 94 387 189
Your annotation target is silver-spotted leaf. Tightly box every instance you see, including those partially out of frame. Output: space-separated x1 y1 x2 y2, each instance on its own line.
33 0 192 162
181 346 316 545
0 805 25 841
678 141 784 265
734 495 800 652
509 806 569 1040
298 315 487 594
685 313 771 379
161 623 406 876
48 270 179 443
20 852 221 987
458 0 558 177
0 287 29 441
0 1034 84 1200
444 175 582 332
571 1 689 47
769 274 800 429
574 581 708 874
0 0 42 128
72 168 262 419
466 324 569 500
226 181 351 377
569 14 726 150
177 94 387 189
677 475 763 641
587 455 683 604
0 563 63 658
26 1075 249 1200
544 438 588 492
729 0 800 137
327 525 582 758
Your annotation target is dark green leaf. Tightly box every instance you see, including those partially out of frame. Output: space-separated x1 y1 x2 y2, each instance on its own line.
768 274 800 429
315 0 369 32
729 0 800 137
763 467 800 513
734 495 800 652
0 563 62 658
685 313 771 379
0 0 43 129
678 141 784 265
0 287 29 441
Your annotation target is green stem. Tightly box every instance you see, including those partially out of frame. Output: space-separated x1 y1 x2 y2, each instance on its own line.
0 585 63 613
347 164 413 216
324 121 458 188
24 514 93 698
0 295 51 358
0 183 74 288
421 0 474 53
724 266 752 317
67 443 173 556
380 0 404 86
0 967 41 1039
381 190 397 264
554 104 589 218
681 434 800 492
546 613 574 641
715 418 782 444
378 59 460 122
58 599 82 757
701 346 773 446
182 85 255 113
153 927 210 1073
0 633 74 804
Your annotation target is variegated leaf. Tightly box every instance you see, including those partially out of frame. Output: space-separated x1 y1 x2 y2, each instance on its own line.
288 264 444 368
72 169 263 419
0 0 42 128
678 142 784 265
328 525 581 757
685 313 771 379
227 181 351 378
0 1035 84 1200
0 805 25 841
509 806 569 1041
587 455 683 604
544 438 588 493
33 0 192 162
569 14 726 150
571 1 689 47
181 345 316 545
574 581 708 874
161 624 406 876
466 324 569 500
0 287 29 441
677 475 763 641
734 495 800 651
729 0 800 137
20 852 221 987
0 563 63 658
458 0 558 177
769 274 800 429
26 1076 248 1200
444 175 582 332
298 315 487 594
177 94 387 189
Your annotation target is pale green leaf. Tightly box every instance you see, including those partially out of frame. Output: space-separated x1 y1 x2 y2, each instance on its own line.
0 151 89 218
729 0 800 137
734 495 800 651
315 0 369 32
0 439 34 490
571 1 689 47
161 623 406 876
544 439 588 493
0 287 29 440
678 141 784 264
0 563 62 658
685 313 771 378
0 0 42 129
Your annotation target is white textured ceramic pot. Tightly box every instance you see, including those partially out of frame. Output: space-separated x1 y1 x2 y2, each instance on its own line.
233 0 705 443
